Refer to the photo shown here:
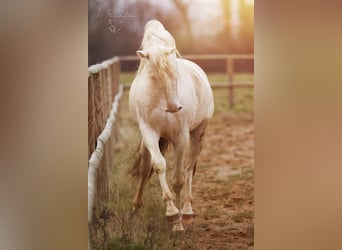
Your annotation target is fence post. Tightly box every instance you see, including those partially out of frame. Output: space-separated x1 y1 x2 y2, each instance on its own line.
227 58 234 109
111 58 120 97
88 74 96 159
92 70 104 137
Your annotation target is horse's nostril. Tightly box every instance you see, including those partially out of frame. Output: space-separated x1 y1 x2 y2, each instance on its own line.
178 106 182 111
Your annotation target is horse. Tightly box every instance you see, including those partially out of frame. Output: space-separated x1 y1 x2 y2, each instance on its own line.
128 20 214 231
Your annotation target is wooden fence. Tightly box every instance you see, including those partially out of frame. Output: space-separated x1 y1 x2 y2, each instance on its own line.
119 54 254 108
88 56 122 225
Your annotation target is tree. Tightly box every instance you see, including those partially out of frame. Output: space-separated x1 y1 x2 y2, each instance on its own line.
170 0 193 52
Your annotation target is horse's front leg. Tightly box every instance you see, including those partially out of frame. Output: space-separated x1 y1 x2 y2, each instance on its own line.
139 123 183 231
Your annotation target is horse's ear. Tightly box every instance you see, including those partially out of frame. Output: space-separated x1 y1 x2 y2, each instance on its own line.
166 47 176 54
137 50 149 58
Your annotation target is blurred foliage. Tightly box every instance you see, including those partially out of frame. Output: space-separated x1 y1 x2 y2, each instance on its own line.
89 0 254 71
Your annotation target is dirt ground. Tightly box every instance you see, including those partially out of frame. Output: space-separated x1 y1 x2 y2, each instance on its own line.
188 111 254 249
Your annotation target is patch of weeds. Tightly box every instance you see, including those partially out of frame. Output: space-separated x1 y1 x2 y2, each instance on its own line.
228 167 254 184
198 223 210 230
196 163 210 170
231 210 253 223
203 207 220 221
211 178 226 185
239 167 254 182
107 237 145 250
247 223 254 245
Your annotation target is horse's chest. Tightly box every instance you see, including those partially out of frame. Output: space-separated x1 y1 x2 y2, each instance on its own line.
145 111 184 137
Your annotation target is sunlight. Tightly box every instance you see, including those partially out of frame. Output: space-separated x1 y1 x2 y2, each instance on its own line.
231 0 240 38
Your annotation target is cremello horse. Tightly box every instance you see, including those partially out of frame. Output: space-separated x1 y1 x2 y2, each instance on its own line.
129 20 214 231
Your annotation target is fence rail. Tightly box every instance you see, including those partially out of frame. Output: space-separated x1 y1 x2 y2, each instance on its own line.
119 54 254 108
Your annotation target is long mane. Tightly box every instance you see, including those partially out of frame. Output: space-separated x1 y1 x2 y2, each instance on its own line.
138 20 181 75
148 45 176 80
140 20 176 49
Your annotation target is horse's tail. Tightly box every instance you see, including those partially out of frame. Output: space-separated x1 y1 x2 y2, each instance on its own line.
127 138 169 181
192 122 208 177
127 141 143 181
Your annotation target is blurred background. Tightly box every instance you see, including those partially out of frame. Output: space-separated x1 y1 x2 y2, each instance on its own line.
1 0 342 249
89 0 254 71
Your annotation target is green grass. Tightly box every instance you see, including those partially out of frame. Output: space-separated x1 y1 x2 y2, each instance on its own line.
207 72 254 82
120 72 253 85
120 72 137 87
213 87 253 114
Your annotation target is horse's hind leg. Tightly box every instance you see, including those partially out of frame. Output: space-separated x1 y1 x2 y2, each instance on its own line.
132 142 151 214
182 120 208 224
132 138 169 213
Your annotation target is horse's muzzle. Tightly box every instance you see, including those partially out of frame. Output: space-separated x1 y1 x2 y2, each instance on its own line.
165 104 182 113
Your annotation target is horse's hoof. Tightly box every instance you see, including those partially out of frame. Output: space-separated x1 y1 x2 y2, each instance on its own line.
166 213 182 225
182 213 194 225
172 222 185 231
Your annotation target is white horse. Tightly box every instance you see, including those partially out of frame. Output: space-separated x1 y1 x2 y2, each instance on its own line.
129 20 214 231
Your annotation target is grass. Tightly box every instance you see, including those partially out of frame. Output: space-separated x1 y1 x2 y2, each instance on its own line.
205 72 254 83
203 207 220 221
120 72 137 87
230 167 254 183
119 71 253 84
231 210 253 223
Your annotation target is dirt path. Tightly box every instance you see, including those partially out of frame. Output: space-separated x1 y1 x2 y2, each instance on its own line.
160 111 254 249
188 112 254 249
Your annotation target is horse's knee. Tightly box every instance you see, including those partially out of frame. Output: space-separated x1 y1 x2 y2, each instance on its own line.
151 157 166 174
152 163 165 174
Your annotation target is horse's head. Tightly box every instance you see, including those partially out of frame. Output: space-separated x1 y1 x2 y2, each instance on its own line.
144 20 165 32
137 45 182 113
